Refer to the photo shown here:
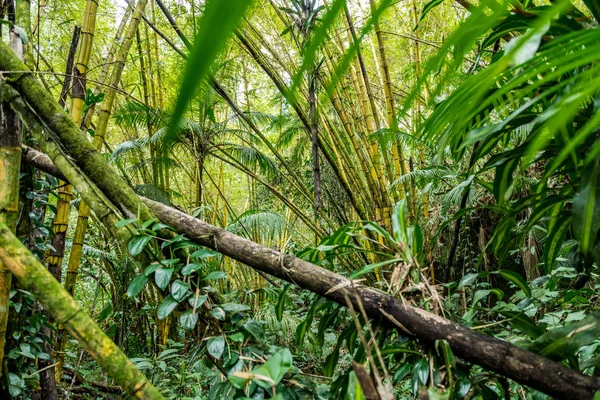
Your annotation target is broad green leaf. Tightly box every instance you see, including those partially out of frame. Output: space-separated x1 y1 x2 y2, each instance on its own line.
144 262 160 276
253 349 292 389
188 294 208 308
210 307 226 320
493 157 519 206
127 274 148 298
182 263 203 276
203 271 226 281
171 280 191 302
243 320 265 342
207 336 225 359
98 303 113 321
157 296 178 320
496 270 531 297
191 249 219 259
275 284 290 322
180 311 198 331
457 272 479 289
128 235 152 256
155 268 174 290
170 0 252 133
221 303 250 313
529 312 600 361
572 160 600 258
454 378 471 398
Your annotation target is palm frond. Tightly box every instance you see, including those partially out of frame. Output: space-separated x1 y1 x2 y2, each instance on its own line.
227 209 288 241
113 101 166 130
134 184 171 206
220 144 280 177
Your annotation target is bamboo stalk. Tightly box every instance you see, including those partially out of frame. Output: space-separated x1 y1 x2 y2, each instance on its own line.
0 225 164 400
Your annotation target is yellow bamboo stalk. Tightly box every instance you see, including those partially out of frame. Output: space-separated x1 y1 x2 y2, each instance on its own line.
57 0 147 379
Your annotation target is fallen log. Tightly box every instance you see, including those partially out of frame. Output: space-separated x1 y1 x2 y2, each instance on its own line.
19 128 600 400
143 198 600 400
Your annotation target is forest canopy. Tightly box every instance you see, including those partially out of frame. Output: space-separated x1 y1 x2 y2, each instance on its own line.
0 0 599 399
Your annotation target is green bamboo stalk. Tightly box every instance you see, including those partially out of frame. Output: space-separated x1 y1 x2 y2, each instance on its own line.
0 224 164 400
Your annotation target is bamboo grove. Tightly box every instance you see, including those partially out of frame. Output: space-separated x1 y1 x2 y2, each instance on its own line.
0 0 600 399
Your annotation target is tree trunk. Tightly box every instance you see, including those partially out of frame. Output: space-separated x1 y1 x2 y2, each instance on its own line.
0 0 23 383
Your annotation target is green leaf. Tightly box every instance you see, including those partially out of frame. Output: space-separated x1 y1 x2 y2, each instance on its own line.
180 311 199 331
157 296 178 320
413 358 429 386
210 307 226 321
253 349 293 389
529 312 600 361
454 378 471 398
171 280 191 302
418 0 444 25
97 303 113 321
182 262 203 276
144 262 160 276
498 311 544 339
275 284 290 322
203 271 226 281
243 320 265 342
128 235 152 256
127 274 148 298
457 272 481 289
170 0 252 133
115 218 137 228
228 332 244 343
583 0 600 23
493 157 520 206
188 294 208 308
496 270 531 297
323 346 339 377
207 336 225 359
155 268 174 290
573 160 600 258
544 214 571 272
221 303 250 313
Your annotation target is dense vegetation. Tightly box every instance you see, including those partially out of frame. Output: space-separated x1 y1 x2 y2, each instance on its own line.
0 0 600 398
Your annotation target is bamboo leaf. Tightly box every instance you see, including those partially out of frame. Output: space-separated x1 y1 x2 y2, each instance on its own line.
323 346 340 377
496 270 531 297
276 284 291 322
170 0 252 134
572 159 600 258
544 214 571 272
